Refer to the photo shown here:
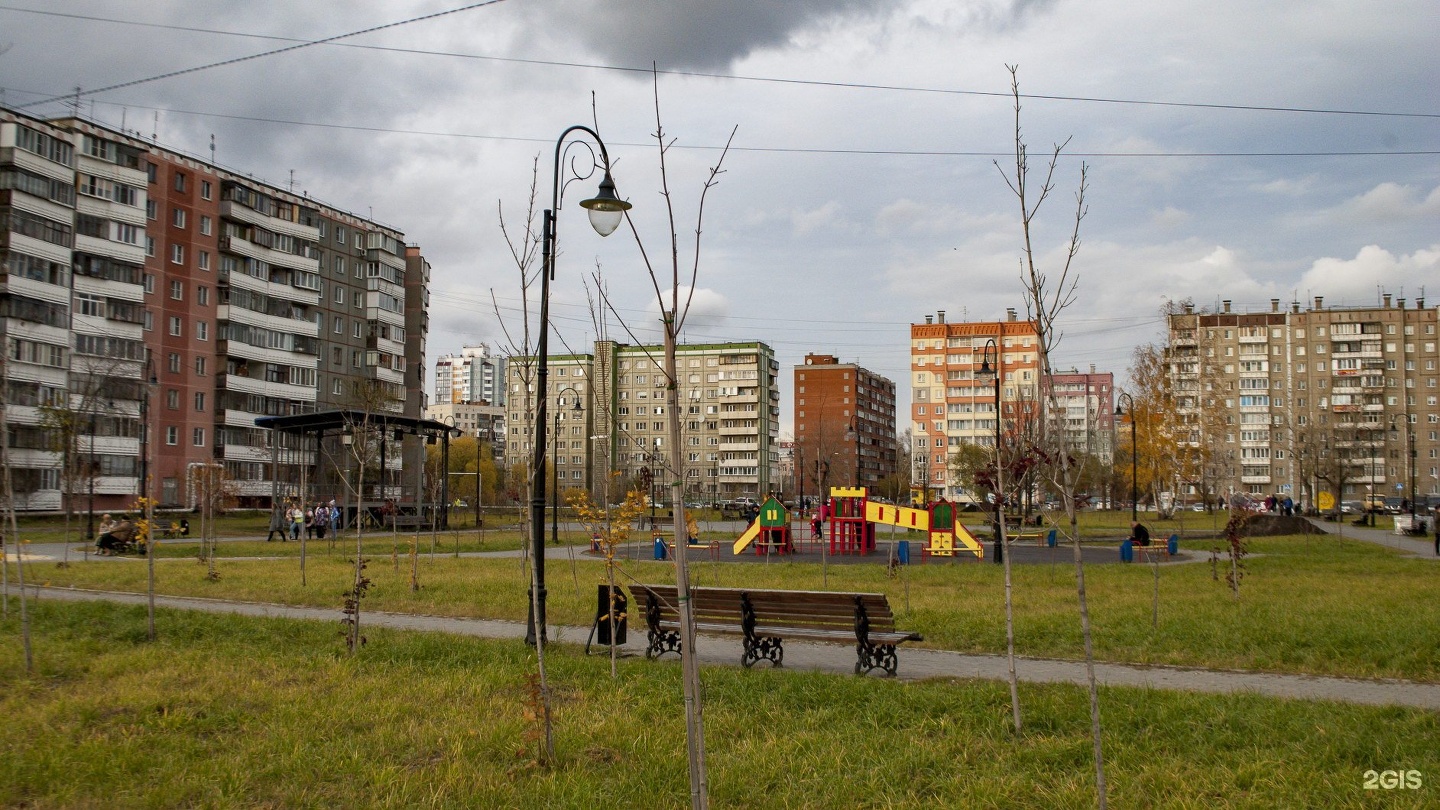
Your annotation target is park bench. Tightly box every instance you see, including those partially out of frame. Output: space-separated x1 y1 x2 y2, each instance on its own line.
1135 534 1179 562
389 514 431 530
628 584 922 676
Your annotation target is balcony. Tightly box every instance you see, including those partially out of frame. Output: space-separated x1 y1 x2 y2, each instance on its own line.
220 372 317 403
1240 475 1272 484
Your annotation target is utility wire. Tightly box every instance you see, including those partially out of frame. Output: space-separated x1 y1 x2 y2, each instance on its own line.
2 2 1435 120
11 0 509 110
7 96 1433 159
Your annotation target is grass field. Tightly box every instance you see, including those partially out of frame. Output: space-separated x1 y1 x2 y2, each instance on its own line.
2 600 1436 809
15 530 1440 682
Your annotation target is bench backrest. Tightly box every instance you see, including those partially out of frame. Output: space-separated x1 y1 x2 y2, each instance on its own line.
629 584 898 633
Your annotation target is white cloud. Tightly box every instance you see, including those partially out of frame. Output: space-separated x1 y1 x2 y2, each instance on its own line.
1339 183 1440 223
1298 245 1440 303
791 201 843 236
1150 205 1190 229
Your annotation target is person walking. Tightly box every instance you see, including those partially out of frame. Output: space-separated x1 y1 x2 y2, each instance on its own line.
287 503 303 541
266 508 286 542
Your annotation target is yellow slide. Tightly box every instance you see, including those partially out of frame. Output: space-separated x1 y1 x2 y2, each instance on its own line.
731 519 762 555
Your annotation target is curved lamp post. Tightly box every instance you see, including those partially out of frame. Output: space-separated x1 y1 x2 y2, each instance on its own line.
527 126 631 647
977 338 1003 564
1116 391 1137 524
551 386 583 548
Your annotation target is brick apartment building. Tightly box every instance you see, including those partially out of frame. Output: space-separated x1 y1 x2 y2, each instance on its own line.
793 353 898 500
1168 296 1440 507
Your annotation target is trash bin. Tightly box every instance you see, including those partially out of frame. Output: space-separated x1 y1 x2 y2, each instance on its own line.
1167 535 1179 556
1120 539 1134 563
895 539 910 565
1046 529 1057 548
653 535 667 560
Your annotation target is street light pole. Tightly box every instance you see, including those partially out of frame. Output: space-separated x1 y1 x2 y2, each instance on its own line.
978 338 1003 564
551 387 582 548
526 126 631 647
1116 392 1137 524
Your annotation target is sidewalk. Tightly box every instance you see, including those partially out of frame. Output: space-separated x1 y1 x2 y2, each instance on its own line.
1304 515 1439 558
27 585 1440 711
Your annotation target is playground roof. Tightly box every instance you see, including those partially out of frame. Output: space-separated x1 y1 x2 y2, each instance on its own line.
255 409 460 438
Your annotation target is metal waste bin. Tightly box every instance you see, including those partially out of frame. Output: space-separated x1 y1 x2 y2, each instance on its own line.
895 539 910 565
1120 539 1134 563
653 535 667 560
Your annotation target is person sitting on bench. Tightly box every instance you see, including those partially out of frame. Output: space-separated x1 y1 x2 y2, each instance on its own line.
97 516 135 555
1129 521 1151 547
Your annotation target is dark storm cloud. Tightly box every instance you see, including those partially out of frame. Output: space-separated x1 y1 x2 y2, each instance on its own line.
527 0 889 71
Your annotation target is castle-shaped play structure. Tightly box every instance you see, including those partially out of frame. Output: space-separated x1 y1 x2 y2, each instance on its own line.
732 487 984 559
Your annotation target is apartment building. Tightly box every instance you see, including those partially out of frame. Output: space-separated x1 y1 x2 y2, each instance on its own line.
506 339 780 505
910 309 1042 503
793 353 898 496
1167 296 1440 506
1047 366 1116 464
1 106 428 512
434 344 507 407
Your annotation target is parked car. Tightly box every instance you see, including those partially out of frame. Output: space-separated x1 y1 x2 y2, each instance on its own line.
1340 500 1363 515
1191 503 1206 512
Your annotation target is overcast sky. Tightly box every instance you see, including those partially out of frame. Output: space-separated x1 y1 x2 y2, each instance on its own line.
4 0 1437 437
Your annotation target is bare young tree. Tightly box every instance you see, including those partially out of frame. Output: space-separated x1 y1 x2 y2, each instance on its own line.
996 64 1106 804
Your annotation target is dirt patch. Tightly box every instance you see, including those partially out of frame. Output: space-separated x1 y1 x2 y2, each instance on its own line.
1239 514 1326 536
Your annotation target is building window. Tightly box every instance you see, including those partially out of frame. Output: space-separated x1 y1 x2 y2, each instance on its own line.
193 428 206 447
335 286 345 303
198 250 210 270
165 426 178 445
168 316 182 336
143 310 153 331
172 208 186 228
333 316 343 334
168 353 181 373
196 321 208 341
197 286 209 306
143 274 155 293
170 280 183 300
353 291 362 308
166 389 179 409
195 356 207 376
170 243 184 265
174 173 186 192
200 180 212 200
199 215 212 235
145 236 155 257
146 199 157 220
352 321 362 338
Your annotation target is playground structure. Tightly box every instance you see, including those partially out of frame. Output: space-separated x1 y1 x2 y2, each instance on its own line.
732 487 984 559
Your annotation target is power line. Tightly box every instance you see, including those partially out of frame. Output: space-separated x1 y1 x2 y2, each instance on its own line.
11 0 510 110
2 3 1435 120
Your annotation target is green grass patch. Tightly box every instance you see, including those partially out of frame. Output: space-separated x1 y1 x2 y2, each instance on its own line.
22 532 1440 682
2 600 1435 808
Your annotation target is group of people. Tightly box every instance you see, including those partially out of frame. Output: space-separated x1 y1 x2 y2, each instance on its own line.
267 500 339 542
1263 494 1296 515
95 514 136 555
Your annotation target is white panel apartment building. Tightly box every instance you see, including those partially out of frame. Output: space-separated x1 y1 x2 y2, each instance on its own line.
507 339 780 504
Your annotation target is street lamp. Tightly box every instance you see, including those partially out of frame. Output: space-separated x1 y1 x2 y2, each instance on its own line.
527 126 631 647
846 417 862 488
1391 418 1417 520
977 338 1003 564
1116 391 1137 524
551 387 582 548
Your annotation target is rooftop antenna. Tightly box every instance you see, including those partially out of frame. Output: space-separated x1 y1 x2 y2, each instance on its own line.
151 111 157 142
210 134 215 166
288 170 295 193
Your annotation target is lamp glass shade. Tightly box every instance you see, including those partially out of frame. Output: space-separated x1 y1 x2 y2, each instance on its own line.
580 172 631 237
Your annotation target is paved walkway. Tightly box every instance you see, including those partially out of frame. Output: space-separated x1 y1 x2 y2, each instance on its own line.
24 585 1440 711
1303 515 1440 558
